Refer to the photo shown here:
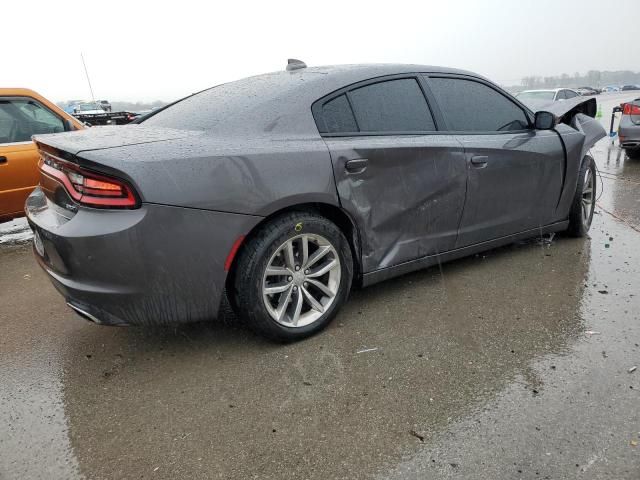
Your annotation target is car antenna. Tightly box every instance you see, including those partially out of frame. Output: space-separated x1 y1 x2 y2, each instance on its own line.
286 59 307 71
80 52 97 103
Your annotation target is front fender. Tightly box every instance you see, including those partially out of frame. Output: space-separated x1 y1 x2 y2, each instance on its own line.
571 112 606 160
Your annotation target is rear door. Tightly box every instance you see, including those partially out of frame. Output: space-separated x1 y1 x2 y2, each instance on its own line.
424 75 565 247
0 97 66 218
314 75 467 272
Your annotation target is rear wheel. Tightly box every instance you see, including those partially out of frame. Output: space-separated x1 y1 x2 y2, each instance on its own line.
232 212 353 341
566 155 596 237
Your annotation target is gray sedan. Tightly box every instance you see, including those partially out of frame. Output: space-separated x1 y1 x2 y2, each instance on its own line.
26 62 605 340
618 99 640 158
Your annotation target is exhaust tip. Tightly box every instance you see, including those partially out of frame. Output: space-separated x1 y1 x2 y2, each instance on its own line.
66 302 103 325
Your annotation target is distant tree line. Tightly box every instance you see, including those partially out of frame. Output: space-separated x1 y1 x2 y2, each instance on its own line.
521 70 640 89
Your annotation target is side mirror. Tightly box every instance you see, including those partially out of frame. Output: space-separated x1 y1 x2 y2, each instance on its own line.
63 119 76 132
534 111 556 130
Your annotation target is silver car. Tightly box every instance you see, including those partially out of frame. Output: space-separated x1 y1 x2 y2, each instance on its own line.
618 99 640 158
516 88 581 110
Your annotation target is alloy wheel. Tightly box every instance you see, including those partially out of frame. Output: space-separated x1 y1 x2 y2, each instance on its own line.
262 234 341 328
582 168 595 226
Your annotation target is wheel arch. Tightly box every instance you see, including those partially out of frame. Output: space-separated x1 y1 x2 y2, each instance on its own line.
225 202 364 293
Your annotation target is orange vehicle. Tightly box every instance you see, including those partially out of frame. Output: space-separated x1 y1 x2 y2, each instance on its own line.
0 89 84 221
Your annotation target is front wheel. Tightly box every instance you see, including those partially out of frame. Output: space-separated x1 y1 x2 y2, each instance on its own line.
232 212 353 341
566 155 596 237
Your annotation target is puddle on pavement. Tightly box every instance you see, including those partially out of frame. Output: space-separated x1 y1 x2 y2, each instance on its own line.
380 213 640 479
54 222 593 479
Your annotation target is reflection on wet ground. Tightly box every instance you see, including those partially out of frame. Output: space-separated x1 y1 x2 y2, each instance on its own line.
1 92 640 479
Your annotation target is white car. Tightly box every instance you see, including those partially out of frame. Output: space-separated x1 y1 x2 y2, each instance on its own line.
516 88 581 101
73 102 106 115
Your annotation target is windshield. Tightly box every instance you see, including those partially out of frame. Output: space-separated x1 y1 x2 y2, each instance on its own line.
516 91 556 101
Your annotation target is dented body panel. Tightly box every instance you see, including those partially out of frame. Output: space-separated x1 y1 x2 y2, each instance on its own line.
325 134 466 271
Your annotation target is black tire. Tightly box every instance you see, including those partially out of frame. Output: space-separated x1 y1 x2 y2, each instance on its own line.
231 212 353 341
625 148 640 160
566 155 596 237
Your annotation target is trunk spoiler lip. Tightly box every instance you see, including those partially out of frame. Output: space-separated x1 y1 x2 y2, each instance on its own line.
32 126 203 157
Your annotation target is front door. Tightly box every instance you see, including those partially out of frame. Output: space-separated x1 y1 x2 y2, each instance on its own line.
424 75 564 247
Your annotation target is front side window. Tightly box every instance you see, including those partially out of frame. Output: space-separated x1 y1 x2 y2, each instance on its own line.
555 90 566 100
348 79 435 133
0 98 64 143
428 77 529 132
564 90 578 99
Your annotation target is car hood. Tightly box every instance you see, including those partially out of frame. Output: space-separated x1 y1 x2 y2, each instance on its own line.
33 125 203 156
545 96 597 119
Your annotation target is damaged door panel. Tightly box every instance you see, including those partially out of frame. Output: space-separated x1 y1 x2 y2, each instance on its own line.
326 135 467 272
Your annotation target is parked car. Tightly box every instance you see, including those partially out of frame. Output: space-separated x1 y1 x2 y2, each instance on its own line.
515 88 580 110
621 85 640 92
26 62 605 340
618 99 640 159
576 87 599 96
601 85 620 93
97 100 112 112
0 88 84 221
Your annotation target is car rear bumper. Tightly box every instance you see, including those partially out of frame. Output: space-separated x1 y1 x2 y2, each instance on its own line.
26 187 261 326
619 122 640 149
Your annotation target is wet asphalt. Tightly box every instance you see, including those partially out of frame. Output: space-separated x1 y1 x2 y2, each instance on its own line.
1 93 640 480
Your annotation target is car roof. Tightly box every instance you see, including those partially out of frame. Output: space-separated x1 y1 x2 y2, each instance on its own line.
210 63 483 94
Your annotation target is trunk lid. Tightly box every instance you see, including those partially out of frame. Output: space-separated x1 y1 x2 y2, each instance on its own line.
32 125 202 156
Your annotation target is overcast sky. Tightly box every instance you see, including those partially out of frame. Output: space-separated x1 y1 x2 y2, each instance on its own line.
3 0 638 102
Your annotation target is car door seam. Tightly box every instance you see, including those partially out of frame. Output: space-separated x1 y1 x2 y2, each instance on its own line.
551 128 568 210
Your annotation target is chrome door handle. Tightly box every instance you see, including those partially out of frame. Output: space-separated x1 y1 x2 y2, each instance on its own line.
345 158 369 174
470 155 488 166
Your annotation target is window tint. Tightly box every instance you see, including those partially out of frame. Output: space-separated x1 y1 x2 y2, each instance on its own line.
428 77 529 132
0 98 64 144
320 94 357 133
564 90 578 99
555 90 566 100
348 79 435 132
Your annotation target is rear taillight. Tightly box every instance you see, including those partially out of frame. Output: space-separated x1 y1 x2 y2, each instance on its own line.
39 152 138 208
622 103 640 115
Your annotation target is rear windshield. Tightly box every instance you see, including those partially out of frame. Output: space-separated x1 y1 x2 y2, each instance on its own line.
516 91 556 101
142 75 292 131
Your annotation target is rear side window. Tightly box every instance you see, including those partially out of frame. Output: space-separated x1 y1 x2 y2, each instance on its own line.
348 79 435 132
428 77 529 132
319 94 358 133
